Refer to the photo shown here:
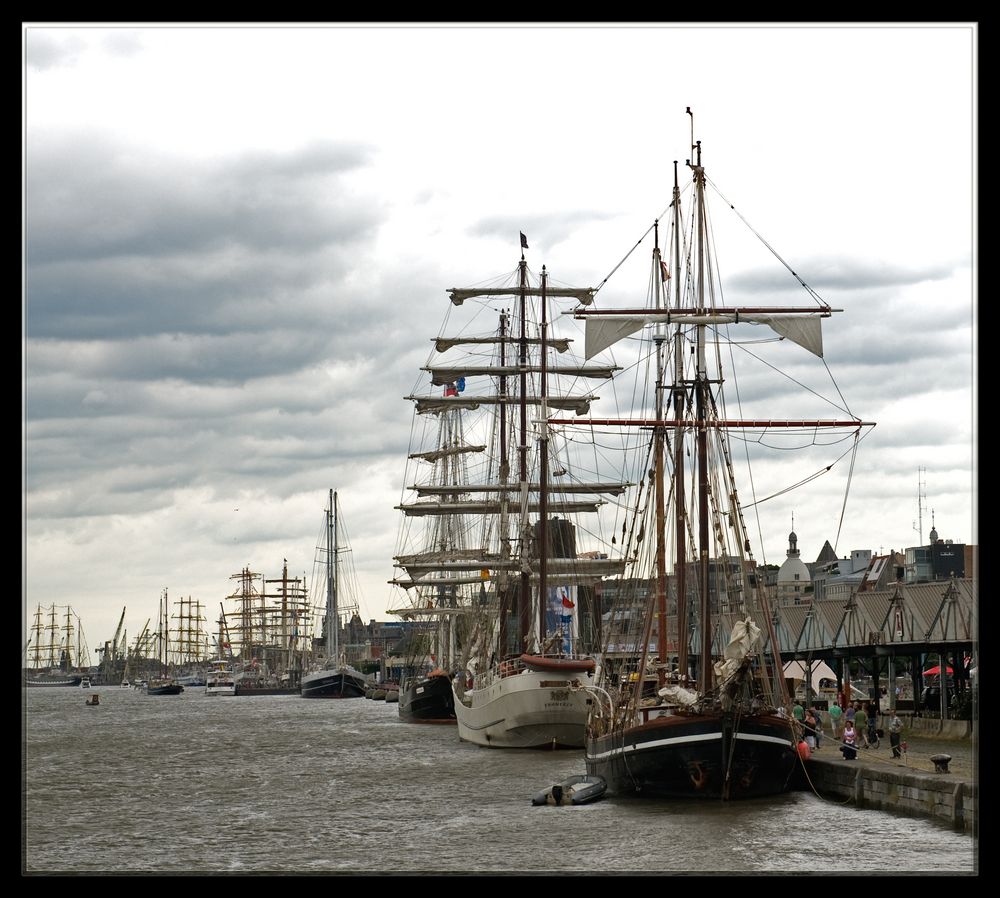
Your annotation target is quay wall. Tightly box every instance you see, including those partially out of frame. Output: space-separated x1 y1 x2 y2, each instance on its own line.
799 759 976 833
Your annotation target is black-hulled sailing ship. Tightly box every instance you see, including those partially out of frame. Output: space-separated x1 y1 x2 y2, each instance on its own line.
300 490 367 699
390 404 470 724
145 589 184 695
580 111 872 798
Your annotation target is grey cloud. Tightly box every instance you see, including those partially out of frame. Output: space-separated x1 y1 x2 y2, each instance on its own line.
25 30 87 71
470 211 616 249
27 136 377 266
728 258 961 293
100 30 145 58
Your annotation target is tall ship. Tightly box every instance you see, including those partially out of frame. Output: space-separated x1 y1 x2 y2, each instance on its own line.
223 563 310 695
145 589 184 695
580 110 873 799
25 604 90 686
395 243 626 748
300 490 368 699
389 403 472 724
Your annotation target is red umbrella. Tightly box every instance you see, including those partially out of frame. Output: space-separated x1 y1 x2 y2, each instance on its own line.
922 665 953 676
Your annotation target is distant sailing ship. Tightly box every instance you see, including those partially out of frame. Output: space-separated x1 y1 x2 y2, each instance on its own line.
300 490 368 699
389 403 473 724
223 563 309 695
145 589 184 695
25 604 89 687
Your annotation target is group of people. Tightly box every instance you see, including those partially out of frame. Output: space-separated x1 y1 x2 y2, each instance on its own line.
793 698 904 761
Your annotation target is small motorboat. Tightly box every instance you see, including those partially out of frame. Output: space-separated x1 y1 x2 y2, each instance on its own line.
531 775 606 806
85 694 100 706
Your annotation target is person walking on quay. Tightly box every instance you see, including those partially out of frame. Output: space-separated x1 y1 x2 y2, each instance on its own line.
888 710 904 759
829 701 842 739
866 702 879 748
793 700 804 723
841 720 858 760
854 702 868 748
812 706 824 749
803 707 818 750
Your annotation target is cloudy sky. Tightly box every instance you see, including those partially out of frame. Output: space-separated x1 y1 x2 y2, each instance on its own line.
23 23 976 652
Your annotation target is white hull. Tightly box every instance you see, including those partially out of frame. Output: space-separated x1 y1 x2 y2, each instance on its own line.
452 665 594 748
205 682 237 696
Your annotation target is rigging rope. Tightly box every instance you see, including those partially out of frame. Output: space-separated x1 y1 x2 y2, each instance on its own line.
705 175 828 309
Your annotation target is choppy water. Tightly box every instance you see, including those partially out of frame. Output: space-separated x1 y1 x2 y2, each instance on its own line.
24 687 976 874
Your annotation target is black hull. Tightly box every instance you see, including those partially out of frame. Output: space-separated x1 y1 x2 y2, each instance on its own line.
586 711 798 800
146 684 184 696
235 685 299 696
300 669 367 699
397 675 456 724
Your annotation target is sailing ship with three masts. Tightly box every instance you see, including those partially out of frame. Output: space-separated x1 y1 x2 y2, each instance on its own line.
24 604 90 687
575 110 872 799
392 239 627 747
300 489 368 698
389 403 471 723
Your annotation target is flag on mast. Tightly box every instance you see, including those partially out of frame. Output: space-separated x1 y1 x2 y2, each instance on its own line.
520 232 529 249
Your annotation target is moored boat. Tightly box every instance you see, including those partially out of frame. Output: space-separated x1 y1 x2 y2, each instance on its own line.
205 660 237 696
580 110 872 799
397 669 455 723
300 490 367 700
531 774 606 806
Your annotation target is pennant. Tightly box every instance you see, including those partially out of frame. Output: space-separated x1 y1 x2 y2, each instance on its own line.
660 260 670 282
561 593 575 609
520 232 529 249
444 383 458 397
456 376 466 393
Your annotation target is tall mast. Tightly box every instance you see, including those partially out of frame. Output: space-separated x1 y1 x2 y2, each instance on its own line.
326 488 340 663
537 265 549 645
63 605 74 671
690 133 713 696
671 160 688 681
497 311 511 660
517 257 531 652
653 221 668 678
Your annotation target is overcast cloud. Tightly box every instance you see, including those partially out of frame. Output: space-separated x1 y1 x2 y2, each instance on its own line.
23 23 976 648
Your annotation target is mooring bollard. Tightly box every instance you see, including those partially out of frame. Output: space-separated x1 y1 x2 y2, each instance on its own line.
930 753 952 774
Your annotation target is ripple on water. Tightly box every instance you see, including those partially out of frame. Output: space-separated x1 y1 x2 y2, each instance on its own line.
24 689 976 873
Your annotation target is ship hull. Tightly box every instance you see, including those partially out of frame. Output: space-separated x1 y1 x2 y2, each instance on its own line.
453 661 594 748
235 684 299 696
145 682 184 696
300 667 367 699
398 674 456 724
586 711 798 800
25 675 83 687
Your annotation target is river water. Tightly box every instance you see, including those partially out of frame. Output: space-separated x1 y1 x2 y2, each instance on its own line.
23 687 976 875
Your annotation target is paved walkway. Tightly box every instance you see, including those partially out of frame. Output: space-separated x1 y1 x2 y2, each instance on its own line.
811 723 976 781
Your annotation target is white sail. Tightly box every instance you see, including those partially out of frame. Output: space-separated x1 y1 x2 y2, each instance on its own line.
584 311 829 359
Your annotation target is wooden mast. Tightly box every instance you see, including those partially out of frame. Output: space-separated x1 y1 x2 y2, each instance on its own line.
517 256 531 653
671 161 688 683
538 265 549 646
653 221 668 680
691 135 713 697
497 310 510 660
